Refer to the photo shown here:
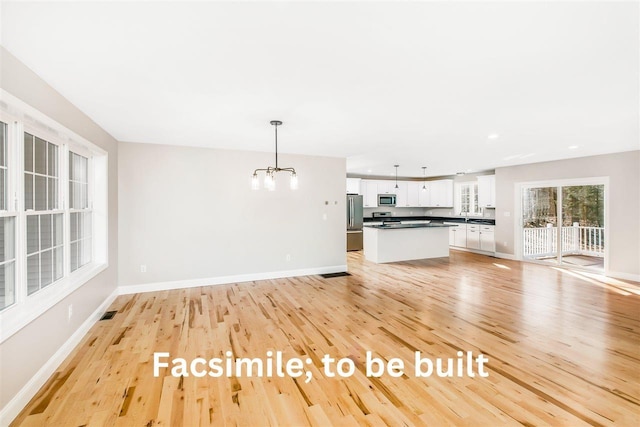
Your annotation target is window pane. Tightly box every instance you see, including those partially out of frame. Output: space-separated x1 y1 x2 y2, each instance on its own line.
48 177 57 210
0 262 16 310
73 182 81 209
41 214 52 250
34 137 47 175
82 183 88 209
70 241 78 272
0 217 15 262
83 212 92 238
35 175 46 210
70 212 78 241
48 143 57 176
53 213 63 247
0 121 6 167
54 246 63 280
24 173 33 210
69 180 75 209
24 133 33 172
0 168 5 211
27 254 40 295
69 152 89 210
27 215 39 254
41 250 53 287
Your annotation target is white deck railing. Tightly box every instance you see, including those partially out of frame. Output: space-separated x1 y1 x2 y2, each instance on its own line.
523 226 604 258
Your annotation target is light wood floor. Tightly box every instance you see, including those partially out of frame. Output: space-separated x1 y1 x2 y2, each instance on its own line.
12 251 640 426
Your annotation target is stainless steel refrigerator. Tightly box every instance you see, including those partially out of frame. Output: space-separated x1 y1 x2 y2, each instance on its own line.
346 194 364 251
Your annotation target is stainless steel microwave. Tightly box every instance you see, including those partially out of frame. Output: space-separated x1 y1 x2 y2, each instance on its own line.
378 194 397 207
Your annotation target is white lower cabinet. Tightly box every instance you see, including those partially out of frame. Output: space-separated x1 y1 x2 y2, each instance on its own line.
466 225 481 250
445 222 494 253
445 223 467 247
479 226 495 252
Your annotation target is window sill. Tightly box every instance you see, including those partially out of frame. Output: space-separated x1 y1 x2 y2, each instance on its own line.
0 262 108 344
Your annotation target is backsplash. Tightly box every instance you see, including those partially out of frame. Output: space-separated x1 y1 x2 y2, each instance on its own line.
363 207 495 219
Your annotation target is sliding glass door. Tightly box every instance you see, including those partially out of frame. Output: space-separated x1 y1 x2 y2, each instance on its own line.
522 183 605 272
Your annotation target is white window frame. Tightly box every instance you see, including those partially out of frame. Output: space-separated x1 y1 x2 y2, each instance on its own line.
0 117 18 311
68 148 93 272
455 182 481 216
0 90 108 343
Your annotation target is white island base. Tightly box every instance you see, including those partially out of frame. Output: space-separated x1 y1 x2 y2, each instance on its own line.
363 225 450 263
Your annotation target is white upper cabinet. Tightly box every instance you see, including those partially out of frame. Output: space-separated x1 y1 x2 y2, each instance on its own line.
359 179 453 208
477 175 496 208
346 178 361 194
362 180 378 207
395 181 409 206
377 181 394 194
418 182 430 206
407 182 421 207
427 179 454 207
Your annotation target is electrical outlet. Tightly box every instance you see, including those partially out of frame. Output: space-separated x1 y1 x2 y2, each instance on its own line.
286 254 291 262
140 264 147 273
68 304 73 321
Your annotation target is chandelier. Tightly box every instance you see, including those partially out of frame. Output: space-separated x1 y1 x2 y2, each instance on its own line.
252 120 298 191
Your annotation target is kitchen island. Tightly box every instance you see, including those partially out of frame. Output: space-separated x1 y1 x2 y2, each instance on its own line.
363 223 454 263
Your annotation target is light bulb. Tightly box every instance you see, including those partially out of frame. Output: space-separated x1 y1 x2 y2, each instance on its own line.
265 172 275 191
251 173 259 190
290 172 298 190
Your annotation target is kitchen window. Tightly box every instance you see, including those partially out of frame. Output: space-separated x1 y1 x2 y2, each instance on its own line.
456 182 480 216
0 91 108 342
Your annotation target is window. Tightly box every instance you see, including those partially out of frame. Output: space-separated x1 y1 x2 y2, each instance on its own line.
0 120 17 310
0 90 108 341
456 182 480 215
24 133 64 294
69 152 92 272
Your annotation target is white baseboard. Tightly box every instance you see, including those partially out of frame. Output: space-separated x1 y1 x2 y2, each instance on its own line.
451 247 498 257
606 270 640 283
494 252 518 260
0 288 119 427
118 265 349 295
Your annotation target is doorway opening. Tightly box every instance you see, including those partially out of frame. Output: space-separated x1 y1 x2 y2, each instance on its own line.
521 183 605 273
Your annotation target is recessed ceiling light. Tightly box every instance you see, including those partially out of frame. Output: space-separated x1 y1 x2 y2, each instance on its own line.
488 133 500 140
568 145 579 149
367 169 372 173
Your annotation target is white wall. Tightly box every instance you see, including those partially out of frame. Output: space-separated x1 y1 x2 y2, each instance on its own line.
118 142 346 288
0 47 119 411
495 151 640 279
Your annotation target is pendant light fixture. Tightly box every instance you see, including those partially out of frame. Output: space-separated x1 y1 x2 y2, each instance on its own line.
394 165 399 189
421 166 427 191
252 120 298 191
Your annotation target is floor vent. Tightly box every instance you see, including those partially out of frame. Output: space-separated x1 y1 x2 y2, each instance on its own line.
320 272 351 278
100 311 117 321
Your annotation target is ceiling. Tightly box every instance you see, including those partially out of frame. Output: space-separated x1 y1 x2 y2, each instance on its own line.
1 1 638 178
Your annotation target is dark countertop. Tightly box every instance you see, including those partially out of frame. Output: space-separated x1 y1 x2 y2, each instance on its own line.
363 216 496 225
364 223 455 230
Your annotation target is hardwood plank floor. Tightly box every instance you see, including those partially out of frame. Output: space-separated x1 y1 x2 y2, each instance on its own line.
11 251 640 426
